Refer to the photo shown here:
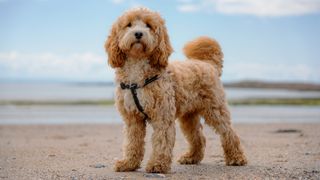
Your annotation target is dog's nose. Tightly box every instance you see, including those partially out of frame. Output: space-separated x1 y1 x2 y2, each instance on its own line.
134 32 143 39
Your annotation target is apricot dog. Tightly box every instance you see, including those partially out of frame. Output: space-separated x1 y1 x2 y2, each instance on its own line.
105 8 247 173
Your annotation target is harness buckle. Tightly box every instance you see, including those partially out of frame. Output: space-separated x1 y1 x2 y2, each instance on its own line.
120 82 128 90
130 83 138 89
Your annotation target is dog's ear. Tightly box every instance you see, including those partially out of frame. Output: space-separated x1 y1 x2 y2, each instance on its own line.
149 23 173 69
105 24 126 68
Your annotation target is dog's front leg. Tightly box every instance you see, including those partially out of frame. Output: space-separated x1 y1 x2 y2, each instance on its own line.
114 116 146 172
146 110 176 173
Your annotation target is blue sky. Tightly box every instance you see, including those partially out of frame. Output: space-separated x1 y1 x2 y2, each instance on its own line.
0 0 320 83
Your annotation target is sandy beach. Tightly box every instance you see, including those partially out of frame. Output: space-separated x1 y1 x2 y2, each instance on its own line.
1 123 319 179
1 82 320 179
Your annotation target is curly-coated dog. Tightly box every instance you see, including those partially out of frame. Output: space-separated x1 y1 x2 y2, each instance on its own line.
105 7 247 173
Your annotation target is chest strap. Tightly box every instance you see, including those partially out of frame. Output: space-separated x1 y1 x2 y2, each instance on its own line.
120 75 159 120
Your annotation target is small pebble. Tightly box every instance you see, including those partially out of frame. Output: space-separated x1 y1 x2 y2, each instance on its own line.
90 164 106 168
305 152 311 155
143 173 166 178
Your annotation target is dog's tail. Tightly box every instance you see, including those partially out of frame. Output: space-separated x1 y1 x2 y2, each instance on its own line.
183 36 224 76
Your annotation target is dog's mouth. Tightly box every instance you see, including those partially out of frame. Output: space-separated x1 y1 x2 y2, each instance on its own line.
130 41 146 52
126 40 150 58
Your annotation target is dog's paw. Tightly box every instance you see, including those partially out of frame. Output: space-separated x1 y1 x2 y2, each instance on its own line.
225 155 248 166
177 153 202 165
114 160 139 172
145 163 170 173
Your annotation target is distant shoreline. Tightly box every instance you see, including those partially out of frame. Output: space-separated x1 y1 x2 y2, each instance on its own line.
1 80 320 106
1 98 320 106
224 80 320 91
1 80 320 91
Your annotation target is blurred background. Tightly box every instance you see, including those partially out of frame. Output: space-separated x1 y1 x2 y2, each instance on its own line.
1 0 320 124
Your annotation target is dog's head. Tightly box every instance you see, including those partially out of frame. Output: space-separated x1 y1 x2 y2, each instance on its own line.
105 8 172 69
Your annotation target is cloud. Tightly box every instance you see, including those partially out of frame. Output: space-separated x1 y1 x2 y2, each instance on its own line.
177 0 320 17
109 0 145 9
0 51 114 81
177 4 201 12
224 62 320 82
0 51 319 83
110 0 125 4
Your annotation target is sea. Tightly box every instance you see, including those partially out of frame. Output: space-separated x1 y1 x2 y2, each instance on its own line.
0 82 319 124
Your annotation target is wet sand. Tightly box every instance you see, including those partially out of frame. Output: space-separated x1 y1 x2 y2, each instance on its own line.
1 105 320 124
1 123 320 179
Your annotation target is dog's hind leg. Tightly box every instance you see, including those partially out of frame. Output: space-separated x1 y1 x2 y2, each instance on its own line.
202 102 247 166
177 112 206 164
114 115 146 172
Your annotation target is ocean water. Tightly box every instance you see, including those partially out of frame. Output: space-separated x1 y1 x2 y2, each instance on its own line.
0 83 319 124
0 83 115 101
1 82 320 101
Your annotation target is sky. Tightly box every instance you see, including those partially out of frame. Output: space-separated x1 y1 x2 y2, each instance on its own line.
0 0 320 83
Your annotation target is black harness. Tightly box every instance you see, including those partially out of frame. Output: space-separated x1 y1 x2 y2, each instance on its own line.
120 75 159 120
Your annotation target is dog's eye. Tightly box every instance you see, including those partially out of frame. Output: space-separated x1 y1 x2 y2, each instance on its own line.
146 23 152 29
127 22 132 28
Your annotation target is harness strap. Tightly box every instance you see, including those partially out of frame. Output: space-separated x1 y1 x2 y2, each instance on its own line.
144 75 159 87
120 75 159 120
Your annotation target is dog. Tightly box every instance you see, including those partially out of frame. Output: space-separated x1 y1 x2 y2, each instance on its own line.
105 7 247 173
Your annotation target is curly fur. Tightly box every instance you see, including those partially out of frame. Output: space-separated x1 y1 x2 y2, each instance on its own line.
105 7 247 174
